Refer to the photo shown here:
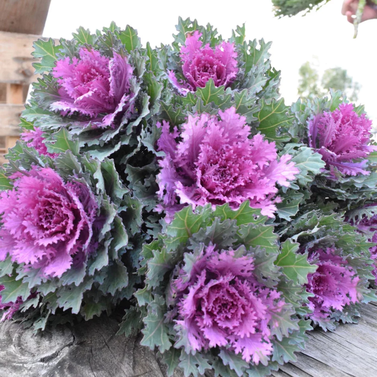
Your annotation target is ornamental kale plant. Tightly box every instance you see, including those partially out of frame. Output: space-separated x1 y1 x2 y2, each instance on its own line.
51 48 134 129
129 204 312 377
306 247 360 324
1 17 377 377
0 166 97 277
168 30 238 94
0 142 142 329
280 210 376 331
308 103 377 177
157 107 299 221
289 91 377 212
23 22 162 163
347 205 377 284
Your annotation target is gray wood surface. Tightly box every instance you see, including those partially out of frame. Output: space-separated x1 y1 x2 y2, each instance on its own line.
0 304 376 377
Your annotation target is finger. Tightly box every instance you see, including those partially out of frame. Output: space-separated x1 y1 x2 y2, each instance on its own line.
341 0 353 15
346 10 355 23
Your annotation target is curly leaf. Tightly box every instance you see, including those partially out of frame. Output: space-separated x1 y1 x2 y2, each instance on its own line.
275 240 317 285
140 296 172 352
165 206 212 250
255 98 292 141
46 128 79 155
33 38 62 74
0 274 30 303
212 201 267 227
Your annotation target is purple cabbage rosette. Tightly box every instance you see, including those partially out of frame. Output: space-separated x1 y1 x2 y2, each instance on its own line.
168 30 238 94
308 102 377 177
0 166 97 278
347 205 377 285
280 209 376 331
288 90 377 216
126 204 313 377
0 150 142 328
21 22 163 162
156 107 299 222
159 18 284 128
50 48 134 129
305 248 360 324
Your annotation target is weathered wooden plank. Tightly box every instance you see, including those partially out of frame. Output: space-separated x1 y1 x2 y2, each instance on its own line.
0 31 40 84
6 83 24 104
0 104 23 136
0 0 51 35
274 303 377 377
0 316 183 377
0 304 376 376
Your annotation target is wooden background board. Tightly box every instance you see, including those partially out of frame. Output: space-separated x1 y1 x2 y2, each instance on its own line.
0 104 25 136
0 304 376 377
0 31 40 85
0 0 51 35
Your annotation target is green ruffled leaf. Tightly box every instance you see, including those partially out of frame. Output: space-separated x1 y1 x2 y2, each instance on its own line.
145 247 174 288
46 128 80 155
272 337 298 364
0 274 30 303
72 26 94 45
238 223 278 253
276 192 304 220
212 201 267 227
33 39 62 74
165 206 212 251
275 240 317 285
255 98 292 142
190 218 239 250
178 352 211 377
162 348 181 377
234 89 259 123
269 306 299 341
0 258 14 278
118 25 141 52
182 79 232 108
140 295 172 352
218 350 249 377
117 306 144 337
291 146 325 186
230 24 246 45
81 298 110 321
0 170 12 190
99 260 129 296
56 278 94 314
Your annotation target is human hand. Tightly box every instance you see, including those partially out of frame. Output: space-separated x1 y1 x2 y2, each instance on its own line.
342 0 377 23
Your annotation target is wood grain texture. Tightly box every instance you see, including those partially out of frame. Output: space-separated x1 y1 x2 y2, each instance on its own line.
273 303 377 377
0 31 39 84
0 304 376 377
0 104 23 136
0 0 51 35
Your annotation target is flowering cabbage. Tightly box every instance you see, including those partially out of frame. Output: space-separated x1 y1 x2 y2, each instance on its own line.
0 166 98 278
21 128 57 157
51 48 134 128
157 107 299 220
305 247 360 323
168 31 238 94
308 103 377 176
172 244 286 364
